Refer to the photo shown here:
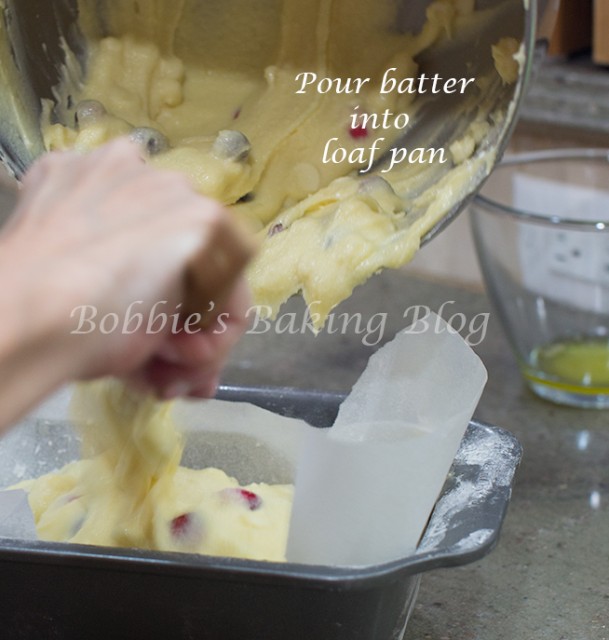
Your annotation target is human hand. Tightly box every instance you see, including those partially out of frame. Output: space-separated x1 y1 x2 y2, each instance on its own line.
0 139 253 425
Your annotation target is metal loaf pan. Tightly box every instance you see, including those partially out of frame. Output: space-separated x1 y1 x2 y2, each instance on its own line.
0 385 522 640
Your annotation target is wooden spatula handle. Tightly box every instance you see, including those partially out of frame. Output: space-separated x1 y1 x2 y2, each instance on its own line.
183 212 255 328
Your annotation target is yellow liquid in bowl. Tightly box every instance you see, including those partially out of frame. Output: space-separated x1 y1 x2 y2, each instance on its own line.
526 337 609 395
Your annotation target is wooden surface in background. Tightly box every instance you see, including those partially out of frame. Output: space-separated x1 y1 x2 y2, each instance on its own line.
594 0 609 64
549 0 592 56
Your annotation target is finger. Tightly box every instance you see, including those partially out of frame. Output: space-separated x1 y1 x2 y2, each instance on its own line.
126 280 250 397
185 373 222 399
126 357 221 400
155 277 251 368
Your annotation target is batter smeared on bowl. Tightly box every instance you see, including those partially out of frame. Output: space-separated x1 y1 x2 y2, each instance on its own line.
43 0 521 322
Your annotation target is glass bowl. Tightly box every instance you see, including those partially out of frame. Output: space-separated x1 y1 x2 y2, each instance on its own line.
471 149 609 408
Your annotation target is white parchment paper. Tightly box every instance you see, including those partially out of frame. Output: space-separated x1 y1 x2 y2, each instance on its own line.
286 313 487 566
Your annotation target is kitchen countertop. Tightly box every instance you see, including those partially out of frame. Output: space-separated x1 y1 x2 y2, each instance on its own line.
224 270 609 640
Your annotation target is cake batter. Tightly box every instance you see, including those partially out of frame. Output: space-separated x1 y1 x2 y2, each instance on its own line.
17 380 293 561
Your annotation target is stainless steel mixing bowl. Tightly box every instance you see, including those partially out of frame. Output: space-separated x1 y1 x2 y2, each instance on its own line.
0 0 556 242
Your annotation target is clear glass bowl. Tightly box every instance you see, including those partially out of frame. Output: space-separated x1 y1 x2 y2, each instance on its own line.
471 149 609 408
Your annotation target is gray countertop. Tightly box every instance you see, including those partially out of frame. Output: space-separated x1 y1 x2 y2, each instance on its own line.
224 270 609 640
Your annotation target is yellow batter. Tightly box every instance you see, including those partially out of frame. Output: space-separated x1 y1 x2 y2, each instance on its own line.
42 0 519 321
16 381 293 562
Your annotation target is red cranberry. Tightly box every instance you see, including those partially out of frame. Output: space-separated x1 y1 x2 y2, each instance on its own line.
349 124 368 139
170 512 203 544
222 488 262 511
239 490 262 510
171 514 191 537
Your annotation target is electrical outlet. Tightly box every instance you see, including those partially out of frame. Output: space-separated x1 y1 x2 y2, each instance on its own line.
515 173 609 313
